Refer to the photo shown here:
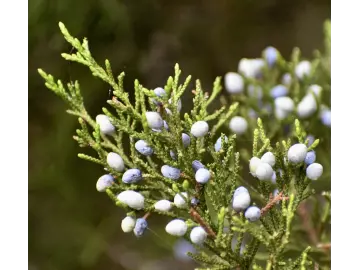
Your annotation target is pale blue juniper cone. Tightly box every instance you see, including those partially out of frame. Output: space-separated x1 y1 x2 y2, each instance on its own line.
122 168 143 184
249 157 262 177
190 226 207 245
263 46 278 67
195 168 211 184
190 121 209 138
181 133 191 148
121 216 136 233
320 108 331 127
295 60 311 80
152 120 169 132
232 190 251 212
297 93 317 118
95 114 115 135
161 165 181 180
245 206 261 222
270 85 288 98
306 163 323 180
304 151 316 165
233 186 249 198
224 72 244 94
260 151 276 167
192 160 205 172
96 174 114 192
152 87 166 105
135 140 154 156
238 58 265 79
271 172 277 184
107 152 125 172
165 219 188 236
287 143 308 164
154 199 172 212
229 116 248 135
145 111 163 129
214 135 228 152
191 197 200 206
117 190 145 210
174 192 188 209
255 162 274 181
133 218 148 237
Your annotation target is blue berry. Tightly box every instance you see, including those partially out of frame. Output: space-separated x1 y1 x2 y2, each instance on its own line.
215 135 228 152
191 197 200 206
170 150 177 160
195 168 211 184
154 87 166 97
233 186 249 198
192 160 205 172
245 206 261 221
182 133 191 148
96 174 114 192
190 121 209 137
304 151 316 165
145 112 163 129
270 85 288 98
122 169 142 184
232 191 251 212
264 46 278 67
306 163 323 180
320 109 331 127
133 218 148 237
135 140 153 156
161 165 181 180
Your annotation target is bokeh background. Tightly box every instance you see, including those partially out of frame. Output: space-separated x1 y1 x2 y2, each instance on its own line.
29 1 331 269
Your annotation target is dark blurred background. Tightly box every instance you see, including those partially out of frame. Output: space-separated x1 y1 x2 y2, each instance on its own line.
29 1 330 269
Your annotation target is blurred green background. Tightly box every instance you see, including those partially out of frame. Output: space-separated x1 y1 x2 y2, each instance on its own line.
29 1 330 269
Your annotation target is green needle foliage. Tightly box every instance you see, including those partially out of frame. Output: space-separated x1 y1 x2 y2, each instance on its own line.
38 21 331 270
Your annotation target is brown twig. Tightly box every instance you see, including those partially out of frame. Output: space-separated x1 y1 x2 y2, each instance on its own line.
189 207 216 239
142 212 151 220
316 243 331 250
260 191 289 217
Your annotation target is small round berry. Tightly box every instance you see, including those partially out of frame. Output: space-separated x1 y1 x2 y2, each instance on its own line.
135 140 153 156
174 192 188 209
190 121 209 138
306 163 323 180
165 219 188 236
224 72 244 94
182 133 191 148
232 191 251 212
121 216 136 233
304 151 316 165
190 226 207 245
161 165 181 180
229 116 248 135
107 152 125 172
133 218 148 237
245 206 261 221
260 152 276 167
195 168 211 184
233 186 249 198
96 114 115 135
270 85 288 99
145 112 163 129
287 143 308 164
271 171 277 184
154 87 166 97
297 94 317 118
255 163 274 181
214 135 228 152
96 174 114 192
154 200 172 212
275 96 295 112
320 109 331 127
282 73 292 86
264 46 278 67
249 157 262 177
122 168 142 184
295 60 311 80
247 85 263 99
191 197 200 206
117 190 145 210
168 98 182 112
192 160 205 172
307 84 322 97
238 58 265 78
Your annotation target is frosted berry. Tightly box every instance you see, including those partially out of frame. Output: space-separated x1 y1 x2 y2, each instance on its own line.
232 191 251 212
224 72 244 94
135 140 153 156
249 157 262 177
190 121 209 138
270 85 288 98
306 163 323 180
264 46 278 67
195 168 211 184
261 152 276 167
182 133 191 148
165 219 188 236
192 160 205 172
238 58 265 78
287 143 308 164
245 206 261 221
145 112 163 129
133 218 148 237
295 60 311 80
96 114 115 135
304 151 316 165
214 135 228 152
320 108 331 127
255 162 274 181
96 174 114 192
107 152 125 172
190 226 207 245
117 190 145 210
122 168 142 184
297 94 317 118
233 186 249 198
161 165 181 180
154 200 172 212
121 216 136 233
174 192 188 209
229 116 248 135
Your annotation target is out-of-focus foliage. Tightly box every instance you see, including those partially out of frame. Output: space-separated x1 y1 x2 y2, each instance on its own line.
29 1 330 270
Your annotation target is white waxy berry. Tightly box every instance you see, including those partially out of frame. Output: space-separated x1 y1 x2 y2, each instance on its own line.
174 192 188 209
107 152 125 172
117 190 145 210
261 152 276 167
96 114 115 135
245 206 261 222
145 112 163 129
233 186 249 198
182 133 191 148
190 121 209 138
232 191 251 212
255 163 274 181
307 84 322 97
295 61 311 80
121 216 136 233
224 72 244 94
238 58 265 78
297 94 317 118
154 200 172 212
135 140 154 156
165 219 188 236
161 165 181 180
287 143 308 164
214 135 228 152
96 174 114 192
274 97 295 120
190 226 207 245
195 168 211 184
229 116 248 135
306 163 323 180
249 157 262 177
